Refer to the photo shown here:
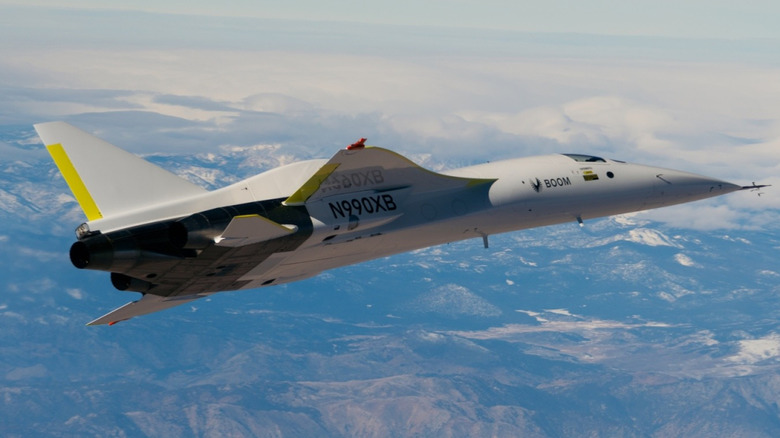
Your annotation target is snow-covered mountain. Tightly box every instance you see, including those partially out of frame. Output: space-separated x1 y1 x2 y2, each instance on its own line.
1 125 779 437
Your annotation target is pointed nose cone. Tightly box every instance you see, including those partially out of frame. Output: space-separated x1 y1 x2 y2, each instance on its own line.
654 168 741 205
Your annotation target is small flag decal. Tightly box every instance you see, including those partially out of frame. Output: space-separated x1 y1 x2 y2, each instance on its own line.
582 170 599 181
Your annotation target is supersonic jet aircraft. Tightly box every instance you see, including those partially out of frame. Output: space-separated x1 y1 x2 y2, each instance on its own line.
34 122 768 325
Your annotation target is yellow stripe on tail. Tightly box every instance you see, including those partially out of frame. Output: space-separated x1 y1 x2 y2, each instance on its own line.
46 143 103 220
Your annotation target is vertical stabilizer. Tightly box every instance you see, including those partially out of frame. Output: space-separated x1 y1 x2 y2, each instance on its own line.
35 122 207 221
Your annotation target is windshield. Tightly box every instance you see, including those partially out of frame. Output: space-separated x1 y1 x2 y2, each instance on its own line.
561 153 607 163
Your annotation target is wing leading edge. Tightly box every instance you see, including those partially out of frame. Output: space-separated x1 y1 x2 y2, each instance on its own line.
284 145 496 206
87 293 211 326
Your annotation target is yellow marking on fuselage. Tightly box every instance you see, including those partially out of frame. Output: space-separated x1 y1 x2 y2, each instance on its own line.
284 163 340 205
46 143 102 220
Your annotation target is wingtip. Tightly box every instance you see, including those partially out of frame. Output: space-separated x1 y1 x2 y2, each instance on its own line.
33 121 70 136
86 318 125 326
33 120 55 130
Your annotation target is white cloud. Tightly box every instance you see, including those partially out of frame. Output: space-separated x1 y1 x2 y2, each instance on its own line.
5 364 47 380
10 47 778 172
461 97 677 153
447 314 780 377
1 311 27 322
638 201 769 231
66 288 84 300
674 253 698 267
544 308 575 317
2 8 778 230
447 313 678 364
728 333 780 365
18 247 61 262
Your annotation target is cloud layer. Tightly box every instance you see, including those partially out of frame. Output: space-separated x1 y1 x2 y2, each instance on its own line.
1 6 778 230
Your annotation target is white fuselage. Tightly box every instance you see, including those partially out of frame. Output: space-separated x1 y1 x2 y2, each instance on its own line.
235 154 740 288
36 121 753 324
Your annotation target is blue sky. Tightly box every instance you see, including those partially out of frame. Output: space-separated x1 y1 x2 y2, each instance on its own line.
1 1 779 229
8 0 780 38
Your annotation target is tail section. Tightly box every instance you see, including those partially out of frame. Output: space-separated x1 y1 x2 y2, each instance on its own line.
35 122 207 221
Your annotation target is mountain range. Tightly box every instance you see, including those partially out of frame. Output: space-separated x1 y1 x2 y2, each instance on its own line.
1 124 779 437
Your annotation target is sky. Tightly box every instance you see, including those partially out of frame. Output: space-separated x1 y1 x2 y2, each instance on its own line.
1 1 779 230
8 0 780 38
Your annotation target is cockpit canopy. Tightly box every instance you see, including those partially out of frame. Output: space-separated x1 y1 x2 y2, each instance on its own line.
562 153 607 163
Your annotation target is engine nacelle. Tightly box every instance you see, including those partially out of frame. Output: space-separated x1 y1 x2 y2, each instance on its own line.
169 208 234 250
110 272 154 293
69 221 187 272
